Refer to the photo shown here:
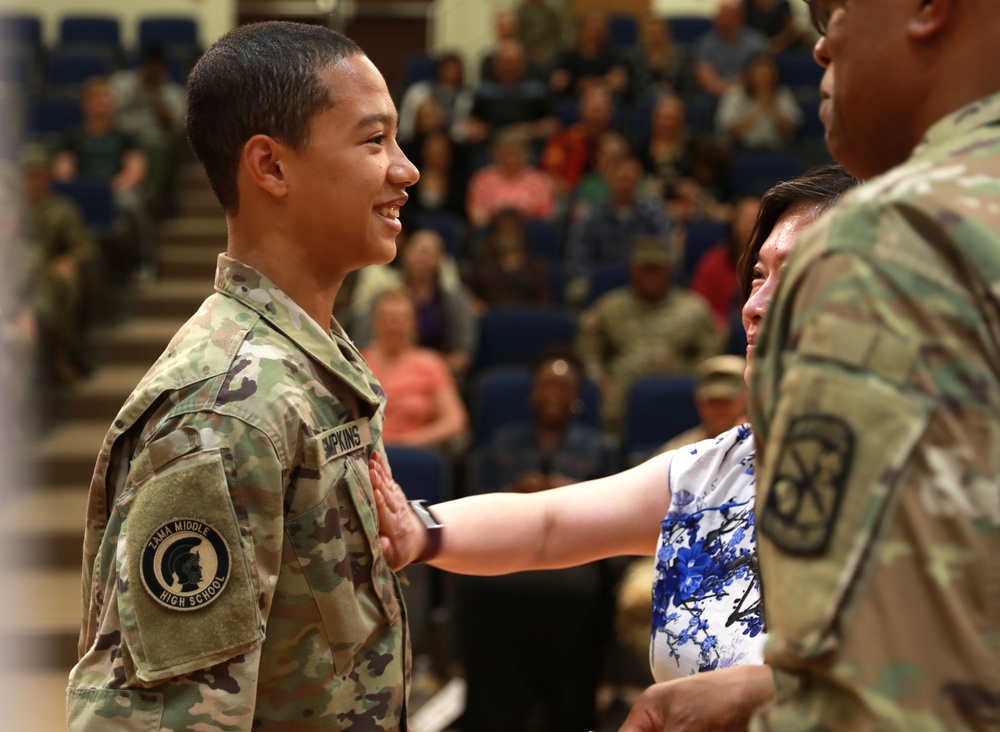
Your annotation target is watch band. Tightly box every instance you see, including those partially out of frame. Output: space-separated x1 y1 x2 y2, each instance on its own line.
409 500 444 564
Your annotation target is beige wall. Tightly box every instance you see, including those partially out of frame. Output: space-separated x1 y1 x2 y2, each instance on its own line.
0 0 236 48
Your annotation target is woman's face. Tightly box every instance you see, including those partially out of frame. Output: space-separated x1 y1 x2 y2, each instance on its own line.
741 202 820 384
374 297 416 347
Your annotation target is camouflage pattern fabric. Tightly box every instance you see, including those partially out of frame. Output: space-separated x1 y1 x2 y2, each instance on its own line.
577 287 721 430
67 254 410 730
749 93 1000 731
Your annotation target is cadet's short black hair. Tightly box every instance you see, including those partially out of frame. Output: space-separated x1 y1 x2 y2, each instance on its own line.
186 21 364 213
738 164 859 301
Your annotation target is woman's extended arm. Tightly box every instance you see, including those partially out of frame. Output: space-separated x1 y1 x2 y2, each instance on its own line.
371 450 673 574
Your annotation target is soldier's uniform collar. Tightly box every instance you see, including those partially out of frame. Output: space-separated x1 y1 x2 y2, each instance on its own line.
214 253 381 408
914 89 1000 157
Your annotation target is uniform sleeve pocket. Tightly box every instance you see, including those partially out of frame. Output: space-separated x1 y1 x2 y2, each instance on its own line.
756 361 932 653
286 451 400 675
116 448 262 685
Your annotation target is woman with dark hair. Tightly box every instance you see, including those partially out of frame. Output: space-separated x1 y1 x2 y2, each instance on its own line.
373 165 859 725
715 53 802 150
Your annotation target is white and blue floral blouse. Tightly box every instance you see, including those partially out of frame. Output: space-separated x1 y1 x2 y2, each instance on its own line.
650 423 767 681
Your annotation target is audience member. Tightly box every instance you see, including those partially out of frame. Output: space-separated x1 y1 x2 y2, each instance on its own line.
479 9 547 84
567 155 672 280
403 131 468 222
109 46 187 217
576 235 720 431
693 0 768 98
351 228 476 376
742 0 809 54
459 346 616 732
691 194 760 329
550 12 631 100
541 85 615 200
466 128 556 227
716 53 802 150
398 52 473 145
667 135 734 225
659 354 748 452
570 130 631 221
466 208 551 313
639 95 696 202
464 40 559 148
52 77 157 283
362 288 468 449
21 144 100 383
628 17 688 99
515 0 565 70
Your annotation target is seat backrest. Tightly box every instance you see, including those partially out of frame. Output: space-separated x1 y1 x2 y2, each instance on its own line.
0 14 42 47
383 445 447 503
665 16 712 47
473 307 578 372
621 375 699 460
46 51 110 89
50 179 115 231
26 96 83 138
138 17 198 49
587 263 629 306
60 16 121 47
608 13 639 49
684 220 728 276
730 150 806 198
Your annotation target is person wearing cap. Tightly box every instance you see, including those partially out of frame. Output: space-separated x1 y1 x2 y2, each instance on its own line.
576 233 721 433
659 354 748 453
371 165 860 730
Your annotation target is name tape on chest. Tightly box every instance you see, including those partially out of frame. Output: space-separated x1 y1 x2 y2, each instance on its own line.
140 518 231 611
316 418 372 466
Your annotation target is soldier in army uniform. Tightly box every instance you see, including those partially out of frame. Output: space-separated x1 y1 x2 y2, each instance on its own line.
67 21 419 730
576 234 722 433
746 0 1000 730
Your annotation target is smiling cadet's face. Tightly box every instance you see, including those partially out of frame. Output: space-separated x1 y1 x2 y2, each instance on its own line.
281 54 419 276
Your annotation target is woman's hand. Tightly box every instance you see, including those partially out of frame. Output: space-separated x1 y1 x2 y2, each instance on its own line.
370 451 427 571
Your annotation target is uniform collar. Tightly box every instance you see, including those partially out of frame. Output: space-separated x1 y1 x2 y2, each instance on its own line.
913 89 1000 158
214 254 381 408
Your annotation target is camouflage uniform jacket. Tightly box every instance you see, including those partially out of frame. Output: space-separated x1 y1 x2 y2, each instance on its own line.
577 286 721 428
750 92 1000 730
68 254 410 731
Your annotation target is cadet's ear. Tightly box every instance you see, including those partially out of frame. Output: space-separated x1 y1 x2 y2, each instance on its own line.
908 0 950 40
241 134 288 200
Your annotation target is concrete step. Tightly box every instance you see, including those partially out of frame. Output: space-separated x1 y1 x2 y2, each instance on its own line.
66 364 149 422
0 568 81 673
35 422 109 487
176 188 222 217
0 487 87 569
0 669 70 731
158 243 220 281
131 279 213 319
160 216 228 248
100 317 184 365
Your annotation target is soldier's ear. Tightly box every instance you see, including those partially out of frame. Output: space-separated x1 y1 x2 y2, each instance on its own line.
908 0 950 41
241 134 288 200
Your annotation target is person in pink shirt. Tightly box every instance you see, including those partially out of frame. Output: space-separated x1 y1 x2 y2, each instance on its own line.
466 128 556 227
362 288 468 448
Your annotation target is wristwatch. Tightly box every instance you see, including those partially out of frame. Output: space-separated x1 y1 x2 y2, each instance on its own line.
409 500 444 564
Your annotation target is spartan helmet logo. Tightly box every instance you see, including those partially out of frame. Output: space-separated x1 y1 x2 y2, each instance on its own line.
161 536 204 592
140 518 231 611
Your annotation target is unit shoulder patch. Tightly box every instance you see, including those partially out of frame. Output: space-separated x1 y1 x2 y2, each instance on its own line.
760 413 855 555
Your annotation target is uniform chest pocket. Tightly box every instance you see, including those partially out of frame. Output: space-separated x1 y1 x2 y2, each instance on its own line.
286 440 401 675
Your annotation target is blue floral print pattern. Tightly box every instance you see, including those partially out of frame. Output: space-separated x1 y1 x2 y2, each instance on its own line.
649 424 767 680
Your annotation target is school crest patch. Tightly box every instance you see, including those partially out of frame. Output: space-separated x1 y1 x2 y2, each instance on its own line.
140 518 231 611
760 414 854 555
